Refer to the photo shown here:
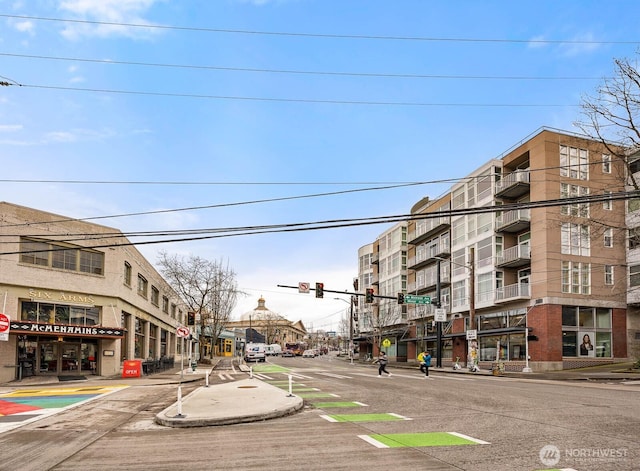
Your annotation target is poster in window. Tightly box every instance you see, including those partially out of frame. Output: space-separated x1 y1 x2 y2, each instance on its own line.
578 331 595 357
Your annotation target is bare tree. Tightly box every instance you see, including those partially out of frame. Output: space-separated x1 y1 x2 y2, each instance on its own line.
575 54 640 189
157 251 239 360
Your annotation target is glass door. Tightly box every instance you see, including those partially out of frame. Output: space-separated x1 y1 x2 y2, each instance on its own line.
39 343 59 374
60 344 80 373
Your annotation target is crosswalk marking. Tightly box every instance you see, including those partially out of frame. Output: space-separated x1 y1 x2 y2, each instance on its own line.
317 372 353 379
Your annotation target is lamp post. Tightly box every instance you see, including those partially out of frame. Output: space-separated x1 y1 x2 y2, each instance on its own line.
334 297 354 365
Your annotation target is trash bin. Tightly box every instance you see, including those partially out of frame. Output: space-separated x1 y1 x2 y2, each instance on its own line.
191 361 197 372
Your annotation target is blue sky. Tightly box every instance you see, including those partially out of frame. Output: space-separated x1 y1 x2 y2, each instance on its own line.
1 0 639 332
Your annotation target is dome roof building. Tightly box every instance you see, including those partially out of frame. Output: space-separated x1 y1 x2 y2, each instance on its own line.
228 297 307 348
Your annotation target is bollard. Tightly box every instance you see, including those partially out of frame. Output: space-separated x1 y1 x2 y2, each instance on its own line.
175 385 185 418
287 374 294 397
205 369 210 387
249 365 253 379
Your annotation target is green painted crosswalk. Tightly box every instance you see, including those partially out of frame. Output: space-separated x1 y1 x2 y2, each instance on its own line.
360 432 489 448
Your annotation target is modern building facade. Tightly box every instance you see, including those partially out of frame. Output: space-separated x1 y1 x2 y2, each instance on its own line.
0 202 186 382
357 128 635 371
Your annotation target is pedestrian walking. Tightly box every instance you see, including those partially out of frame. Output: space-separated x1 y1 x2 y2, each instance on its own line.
374 351 391 377
422 351 432 377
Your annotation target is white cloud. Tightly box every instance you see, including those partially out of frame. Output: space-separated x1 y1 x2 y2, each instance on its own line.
0 124 23 132
559 32 601 57
13 20 34 34
58 0 163 40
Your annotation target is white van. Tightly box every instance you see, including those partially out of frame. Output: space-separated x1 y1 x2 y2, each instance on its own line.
265 344 282 356
245 343 266 362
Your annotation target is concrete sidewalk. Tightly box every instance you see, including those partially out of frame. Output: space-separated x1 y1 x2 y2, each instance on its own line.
154 377 303 428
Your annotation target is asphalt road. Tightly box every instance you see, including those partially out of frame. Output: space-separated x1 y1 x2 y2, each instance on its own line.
1 355 639 471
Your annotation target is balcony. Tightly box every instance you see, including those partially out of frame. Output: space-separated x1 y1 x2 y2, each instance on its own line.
495 209 530 233
495 170 530 199
408 215 451 245
407 243 450 270
371 253 379 265
495 244 531 268
495 282 530 303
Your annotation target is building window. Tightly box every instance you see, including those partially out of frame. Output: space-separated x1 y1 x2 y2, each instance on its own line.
603 191 613 210
124 262 132 286
629 198 640 213
560 144 589 180
19 237 104 275
171 303 177 319
560 183 590 217
151 286 159 306
630 265 640 287
602 154 611 173
21 301 100 326
604 265 614 285
604 228 613 248
162 296 169 313
138 274 148 298
562 306 611 357
561 223 590 256
629 228 640 250
561 261 590 294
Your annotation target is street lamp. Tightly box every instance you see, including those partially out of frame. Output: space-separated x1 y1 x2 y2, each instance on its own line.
334 297 354 365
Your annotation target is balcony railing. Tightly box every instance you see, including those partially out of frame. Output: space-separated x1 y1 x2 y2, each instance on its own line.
408 215 451 243
495 282 530 302
495 170 530 199
495 209 531 232
495 244 531 268
407 242 450 268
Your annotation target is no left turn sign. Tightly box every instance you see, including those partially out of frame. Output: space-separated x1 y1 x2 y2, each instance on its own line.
176 325 190 338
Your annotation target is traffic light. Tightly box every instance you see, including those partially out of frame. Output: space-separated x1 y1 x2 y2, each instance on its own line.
365 288 374 303
397 293 405 305
315 282 324 298
187 312 195 326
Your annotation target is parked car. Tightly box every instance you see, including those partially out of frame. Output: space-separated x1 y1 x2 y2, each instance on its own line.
244 343 267 362
302 349 316 358
282 349 295 357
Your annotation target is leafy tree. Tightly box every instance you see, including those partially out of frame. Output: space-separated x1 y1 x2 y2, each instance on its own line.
157 251 239 359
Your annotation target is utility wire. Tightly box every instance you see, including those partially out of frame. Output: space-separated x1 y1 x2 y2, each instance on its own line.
0 52 606 81
16 83 574 107
2 191 636 256
1 14 638 44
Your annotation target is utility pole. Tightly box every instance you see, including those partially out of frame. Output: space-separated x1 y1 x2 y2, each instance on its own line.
349 296 354 365
436 258 442 368
469 247 475 331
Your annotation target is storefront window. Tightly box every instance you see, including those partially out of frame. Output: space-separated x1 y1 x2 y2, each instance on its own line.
21 301 100 326
562 306 612 357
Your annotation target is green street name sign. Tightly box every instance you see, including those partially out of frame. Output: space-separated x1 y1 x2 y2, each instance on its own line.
404 295 431 305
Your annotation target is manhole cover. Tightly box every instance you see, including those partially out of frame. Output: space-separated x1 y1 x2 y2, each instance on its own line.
238 385 257 389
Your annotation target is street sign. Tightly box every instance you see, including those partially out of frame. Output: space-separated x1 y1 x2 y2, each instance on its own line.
382 338 391 348
404 295 431 305
0 313 9 333
176 325 190 338
298 282 310 293
0 313 10 342
434 308 447 322
466 329 478 340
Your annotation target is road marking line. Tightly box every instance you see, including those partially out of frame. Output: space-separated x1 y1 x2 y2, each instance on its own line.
358 435 388 448
317 372 352 379
448 432 490 444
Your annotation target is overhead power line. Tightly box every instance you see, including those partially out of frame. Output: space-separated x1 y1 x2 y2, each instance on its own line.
0 52 605 81
16 83 575 108
1 14 638 44
2 191 636 256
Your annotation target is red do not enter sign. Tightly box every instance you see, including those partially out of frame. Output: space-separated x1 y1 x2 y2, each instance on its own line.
0 313 10 333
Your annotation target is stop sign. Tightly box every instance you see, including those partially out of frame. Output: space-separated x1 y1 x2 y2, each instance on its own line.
0 313 10 333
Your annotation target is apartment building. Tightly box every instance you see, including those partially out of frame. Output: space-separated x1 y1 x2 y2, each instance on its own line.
358 128 633 371
0 202 186 382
